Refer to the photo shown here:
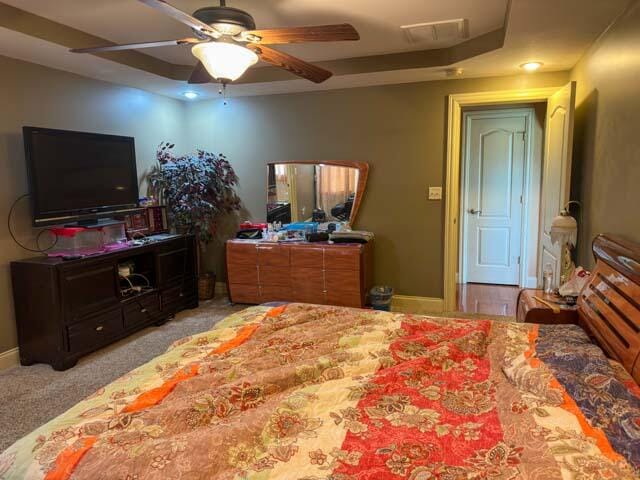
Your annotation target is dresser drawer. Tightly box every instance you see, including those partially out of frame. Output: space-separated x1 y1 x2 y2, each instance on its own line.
67 307 123 353
259 266 291 286
325 269 361 293
227 264 259 285
227 241 258 265
161 278 196 314
258 244 290 266
123 293 161 329
324 247 361 270
229 284 260 304
291 268 325 304
290 246 324 268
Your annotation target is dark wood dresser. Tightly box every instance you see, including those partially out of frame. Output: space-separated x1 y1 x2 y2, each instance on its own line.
11 235 198 370
226 239 373 307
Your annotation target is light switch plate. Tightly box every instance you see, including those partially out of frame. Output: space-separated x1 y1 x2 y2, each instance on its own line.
428 187 442 200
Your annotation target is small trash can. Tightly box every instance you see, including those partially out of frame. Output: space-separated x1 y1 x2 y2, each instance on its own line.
369 286 394 311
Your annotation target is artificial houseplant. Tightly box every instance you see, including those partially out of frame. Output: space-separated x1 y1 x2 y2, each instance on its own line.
147 142 241 299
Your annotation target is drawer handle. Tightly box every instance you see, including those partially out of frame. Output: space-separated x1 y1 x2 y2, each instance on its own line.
140 308 148 313
95 325 104 332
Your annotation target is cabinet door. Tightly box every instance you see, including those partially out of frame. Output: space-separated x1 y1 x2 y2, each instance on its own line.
291 268 326 304
228 264 259 285
325 269 361 293
259 266 291 287
157 248 188 287
229 284 260 304
259 285 293 303
324 247 364 308
61 264 119 321
326 291 363 308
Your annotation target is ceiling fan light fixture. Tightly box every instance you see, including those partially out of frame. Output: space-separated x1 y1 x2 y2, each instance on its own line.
192 42 258 82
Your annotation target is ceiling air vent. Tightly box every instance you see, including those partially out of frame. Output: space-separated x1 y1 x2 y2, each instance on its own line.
401 19 469 44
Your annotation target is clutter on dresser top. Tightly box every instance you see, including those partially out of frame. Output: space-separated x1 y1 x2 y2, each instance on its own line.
235 220 373 244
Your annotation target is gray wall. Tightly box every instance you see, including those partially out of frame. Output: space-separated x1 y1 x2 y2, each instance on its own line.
186 71 570 297
0 55 188 354
570 0 640 267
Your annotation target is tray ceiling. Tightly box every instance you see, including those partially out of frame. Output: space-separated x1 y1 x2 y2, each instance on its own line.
0 0 631 99
1 0 508 64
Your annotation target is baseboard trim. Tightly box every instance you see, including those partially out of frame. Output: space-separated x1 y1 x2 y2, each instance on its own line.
0 347 20 371
391 295 444 314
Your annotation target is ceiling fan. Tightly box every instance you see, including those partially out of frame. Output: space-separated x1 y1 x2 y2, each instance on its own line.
70 0 360 84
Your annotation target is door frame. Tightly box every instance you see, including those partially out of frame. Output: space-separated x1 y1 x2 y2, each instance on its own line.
459 108 534 287
444 87 561 312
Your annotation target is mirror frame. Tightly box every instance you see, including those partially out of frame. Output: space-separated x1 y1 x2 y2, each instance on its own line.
267 160 369 226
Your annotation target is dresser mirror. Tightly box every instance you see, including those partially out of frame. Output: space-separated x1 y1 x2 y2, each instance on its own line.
266 161 368 226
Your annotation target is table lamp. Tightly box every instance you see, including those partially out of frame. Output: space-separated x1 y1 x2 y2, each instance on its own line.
550 200 581 285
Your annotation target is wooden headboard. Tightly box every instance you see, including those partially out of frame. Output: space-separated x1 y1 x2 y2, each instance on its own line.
578 234 640 383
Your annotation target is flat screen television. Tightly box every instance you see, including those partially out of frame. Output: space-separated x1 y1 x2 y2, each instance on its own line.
23 126 140 226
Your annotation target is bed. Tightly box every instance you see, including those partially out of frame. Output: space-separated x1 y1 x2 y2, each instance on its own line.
1 234 639 479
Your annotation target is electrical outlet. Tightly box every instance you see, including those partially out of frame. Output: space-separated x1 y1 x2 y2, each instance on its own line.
428 187 442 200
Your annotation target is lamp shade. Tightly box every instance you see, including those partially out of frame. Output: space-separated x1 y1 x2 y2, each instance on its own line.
191 42 258 82
550 211 577 246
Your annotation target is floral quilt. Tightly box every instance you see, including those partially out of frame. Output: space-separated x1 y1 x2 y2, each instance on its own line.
1 303 639 479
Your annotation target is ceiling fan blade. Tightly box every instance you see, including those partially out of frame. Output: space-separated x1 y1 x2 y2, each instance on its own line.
243 24 359 44
249 45 332 83
70 38 203 54
188 62 211 84
137 0 219 37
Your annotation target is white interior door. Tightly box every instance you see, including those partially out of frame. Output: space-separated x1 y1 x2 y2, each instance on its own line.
462 111 527 285
539 82 576 286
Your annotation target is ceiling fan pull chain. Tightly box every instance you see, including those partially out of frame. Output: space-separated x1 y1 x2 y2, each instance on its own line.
219 82 228 105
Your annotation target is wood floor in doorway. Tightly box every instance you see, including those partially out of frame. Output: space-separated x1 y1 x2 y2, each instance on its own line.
456 283 520 317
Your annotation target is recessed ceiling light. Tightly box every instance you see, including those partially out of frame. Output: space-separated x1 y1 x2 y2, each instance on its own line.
183 91 199 100
521 62 543 72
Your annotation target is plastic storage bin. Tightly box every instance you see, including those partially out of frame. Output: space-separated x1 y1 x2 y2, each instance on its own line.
370 286 394 311
102 223 128 251
48 227 104 257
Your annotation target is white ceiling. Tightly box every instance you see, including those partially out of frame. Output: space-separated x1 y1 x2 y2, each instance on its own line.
0 0 631 99
2 0 508 64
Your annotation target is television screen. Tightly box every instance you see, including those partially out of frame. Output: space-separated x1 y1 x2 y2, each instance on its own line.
23 127 139 225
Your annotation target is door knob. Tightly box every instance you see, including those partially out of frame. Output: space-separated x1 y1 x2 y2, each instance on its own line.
467 208 481 214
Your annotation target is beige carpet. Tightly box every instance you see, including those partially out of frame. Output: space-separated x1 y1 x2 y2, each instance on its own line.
0 300 514 452
0 298 244 452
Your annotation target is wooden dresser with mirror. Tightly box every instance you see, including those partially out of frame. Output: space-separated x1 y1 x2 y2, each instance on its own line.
227 160 372 307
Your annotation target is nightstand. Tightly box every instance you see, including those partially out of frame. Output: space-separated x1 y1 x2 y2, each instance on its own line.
516 289 579 324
